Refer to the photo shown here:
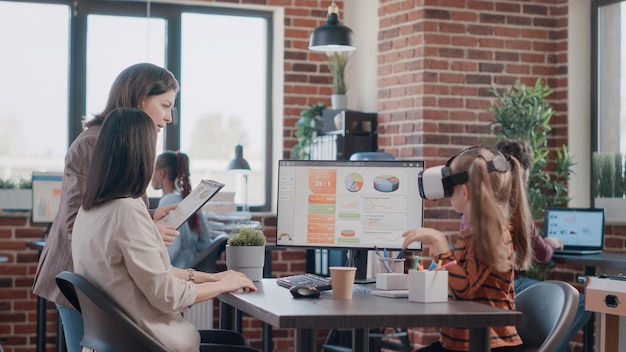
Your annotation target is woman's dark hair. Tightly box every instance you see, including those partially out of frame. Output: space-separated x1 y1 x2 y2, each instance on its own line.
83 108 157 210
155 151 201 233
85 63 179 128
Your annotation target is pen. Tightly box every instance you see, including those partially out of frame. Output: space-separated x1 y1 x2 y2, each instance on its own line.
427 262 438 271
383 248 388 258
436 259 443 270
374 245 383 258
414 256 419 270
435 260 458 271
395 249 406 260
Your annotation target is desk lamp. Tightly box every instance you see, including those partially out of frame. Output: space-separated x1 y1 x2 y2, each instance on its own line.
309 1 356 52
227 144 251 212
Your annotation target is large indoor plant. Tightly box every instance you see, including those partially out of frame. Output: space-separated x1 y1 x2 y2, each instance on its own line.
487 78 574 280
225 227 267 281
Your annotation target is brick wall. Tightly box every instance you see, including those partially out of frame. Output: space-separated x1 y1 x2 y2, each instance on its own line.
0 0 614 351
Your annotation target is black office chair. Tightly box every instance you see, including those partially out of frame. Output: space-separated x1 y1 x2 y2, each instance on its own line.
515 280 579 352
55 271 260 352
188 233 230 273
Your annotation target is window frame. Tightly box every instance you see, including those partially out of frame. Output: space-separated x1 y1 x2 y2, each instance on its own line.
7 0 275 212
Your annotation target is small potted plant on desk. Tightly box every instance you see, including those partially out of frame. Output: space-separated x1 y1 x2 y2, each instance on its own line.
225 227 267 281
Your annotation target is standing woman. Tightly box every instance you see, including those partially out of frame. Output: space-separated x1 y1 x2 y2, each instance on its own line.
152 151 213 268
72 108 256 352
32 63 181 352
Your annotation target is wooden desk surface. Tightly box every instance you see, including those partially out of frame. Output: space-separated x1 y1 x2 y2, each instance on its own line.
552 252 626 271
220 279 522 351
219 278 521 330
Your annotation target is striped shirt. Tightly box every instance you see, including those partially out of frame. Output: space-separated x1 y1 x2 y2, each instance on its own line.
437 227 522 351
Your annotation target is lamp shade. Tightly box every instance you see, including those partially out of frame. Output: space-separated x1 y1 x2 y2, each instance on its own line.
227 145 251 173
309 2 356 52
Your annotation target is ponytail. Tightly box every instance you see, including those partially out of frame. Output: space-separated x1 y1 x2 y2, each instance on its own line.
507 156 532 270
155 151 202 234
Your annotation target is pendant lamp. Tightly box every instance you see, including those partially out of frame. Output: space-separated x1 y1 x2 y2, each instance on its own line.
309 1 356 52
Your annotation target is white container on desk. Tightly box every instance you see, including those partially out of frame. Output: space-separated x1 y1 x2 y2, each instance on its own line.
408 270 448 303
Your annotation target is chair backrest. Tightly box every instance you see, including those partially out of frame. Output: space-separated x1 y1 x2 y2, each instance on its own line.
349 152 395 161
515 280 579 352
55 271 169 352
188 233 230 273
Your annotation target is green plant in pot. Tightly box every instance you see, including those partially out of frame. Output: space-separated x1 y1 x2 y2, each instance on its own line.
292 103 326 160
487 78 574 280
225 227 267 281
592 152 626 223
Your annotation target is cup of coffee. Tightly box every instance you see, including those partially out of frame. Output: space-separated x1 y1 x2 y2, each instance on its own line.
329 266 357 299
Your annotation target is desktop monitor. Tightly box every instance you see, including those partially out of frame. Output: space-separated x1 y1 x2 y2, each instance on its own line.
31 171 63 224
276 160 424 255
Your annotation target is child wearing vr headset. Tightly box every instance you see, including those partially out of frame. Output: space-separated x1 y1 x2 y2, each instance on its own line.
403 146 532 352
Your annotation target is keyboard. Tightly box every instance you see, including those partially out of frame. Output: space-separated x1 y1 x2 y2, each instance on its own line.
276 273 333 291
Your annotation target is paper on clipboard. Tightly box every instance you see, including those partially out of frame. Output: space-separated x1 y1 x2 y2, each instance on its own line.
157 179 225 229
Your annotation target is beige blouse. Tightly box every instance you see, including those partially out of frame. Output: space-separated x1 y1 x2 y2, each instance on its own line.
72 197 199 352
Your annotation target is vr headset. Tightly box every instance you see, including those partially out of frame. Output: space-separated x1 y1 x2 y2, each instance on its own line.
418 151 510 200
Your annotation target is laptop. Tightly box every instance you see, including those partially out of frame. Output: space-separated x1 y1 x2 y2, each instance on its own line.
545 208 605 255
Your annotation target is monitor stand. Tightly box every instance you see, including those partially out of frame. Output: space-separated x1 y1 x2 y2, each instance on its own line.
348 249 376 284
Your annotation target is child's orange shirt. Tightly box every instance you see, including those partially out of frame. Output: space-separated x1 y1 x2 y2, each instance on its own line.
436 227 522 351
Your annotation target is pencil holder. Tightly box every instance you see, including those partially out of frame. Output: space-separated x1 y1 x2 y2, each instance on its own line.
377 257 405 274
408 269 448 303
376 273 408 290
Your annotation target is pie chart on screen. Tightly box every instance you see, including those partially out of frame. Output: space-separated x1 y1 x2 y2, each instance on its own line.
344 172 364 192
373 175 400 192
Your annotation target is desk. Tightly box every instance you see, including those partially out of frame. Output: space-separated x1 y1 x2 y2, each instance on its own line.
552 252 626 352
218 279 522 352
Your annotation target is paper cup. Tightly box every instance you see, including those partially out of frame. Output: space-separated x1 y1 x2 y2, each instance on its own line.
329 266 357 299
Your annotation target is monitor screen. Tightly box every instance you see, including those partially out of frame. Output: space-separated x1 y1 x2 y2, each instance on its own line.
276 160 424 251
31 171 63 224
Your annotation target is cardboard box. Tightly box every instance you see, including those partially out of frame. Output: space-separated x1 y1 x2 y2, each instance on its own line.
408 270 448 303
376 273 408 290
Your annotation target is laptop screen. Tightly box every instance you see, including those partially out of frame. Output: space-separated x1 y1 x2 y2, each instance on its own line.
544 208 605 251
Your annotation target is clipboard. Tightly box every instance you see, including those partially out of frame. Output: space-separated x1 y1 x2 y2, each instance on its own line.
157 179 225 229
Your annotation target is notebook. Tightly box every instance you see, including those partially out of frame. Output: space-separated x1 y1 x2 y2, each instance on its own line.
545 208 605 255
157 179 225 230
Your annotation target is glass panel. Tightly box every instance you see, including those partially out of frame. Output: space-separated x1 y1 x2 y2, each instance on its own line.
86 14 166 198
0 2 69 182
596 1 626 154
180 13 268 208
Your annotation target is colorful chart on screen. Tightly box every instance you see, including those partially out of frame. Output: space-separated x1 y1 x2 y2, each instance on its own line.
373 175 400 192
344 172 364 192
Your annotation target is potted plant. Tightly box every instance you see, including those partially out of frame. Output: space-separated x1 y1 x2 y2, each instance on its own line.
0 177 33 211
488 78 575 280
592 152 626 223
327 52 348 110
225 227 267 281
292 103 326 160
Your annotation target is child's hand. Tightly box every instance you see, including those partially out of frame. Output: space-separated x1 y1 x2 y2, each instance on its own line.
402 227 450 257
545 237 564 250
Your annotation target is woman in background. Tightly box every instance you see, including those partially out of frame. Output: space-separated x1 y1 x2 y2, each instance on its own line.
152 151 213 268
33 63 181 352
72 108 256 352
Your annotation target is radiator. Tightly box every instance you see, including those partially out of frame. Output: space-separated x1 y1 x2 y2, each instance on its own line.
184 299 214 329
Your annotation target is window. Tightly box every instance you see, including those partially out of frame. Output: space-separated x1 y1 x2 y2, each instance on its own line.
0 0 274 212
0 1 69 180
593 0 626 154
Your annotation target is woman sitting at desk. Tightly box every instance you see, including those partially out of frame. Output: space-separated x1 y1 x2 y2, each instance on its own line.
71 108 256 352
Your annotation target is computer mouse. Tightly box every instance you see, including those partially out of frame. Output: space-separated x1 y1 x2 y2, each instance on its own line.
289 285 321 299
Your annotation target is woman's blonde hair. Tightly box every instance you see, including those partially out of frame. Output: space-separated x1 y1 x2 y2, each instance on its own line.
450 146 532 272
